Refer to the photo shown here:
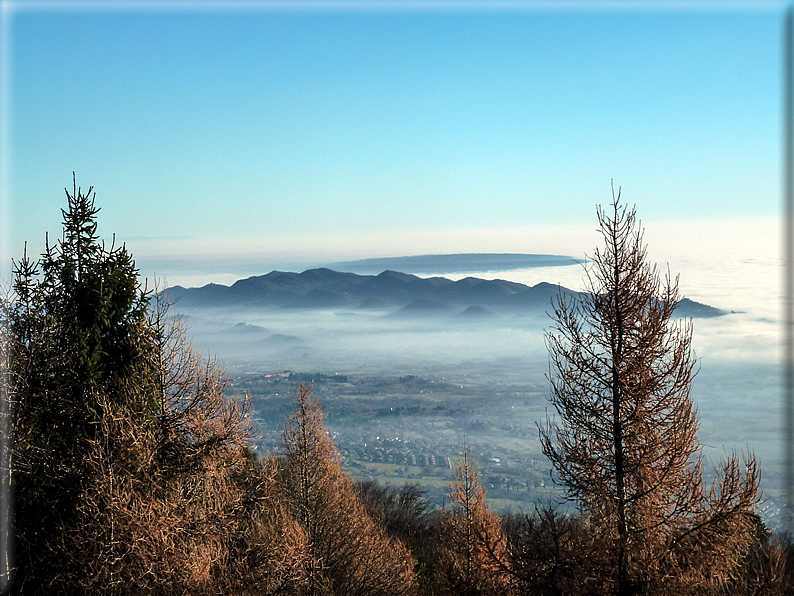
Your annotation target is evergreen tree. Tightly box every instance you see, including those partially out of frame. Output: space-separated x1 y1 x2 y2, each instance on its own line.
8 175 155 590
5 176 300 593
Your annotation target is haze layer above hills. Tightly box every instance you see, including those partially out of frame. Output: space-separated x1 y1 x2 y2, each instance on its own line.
327 253 583 275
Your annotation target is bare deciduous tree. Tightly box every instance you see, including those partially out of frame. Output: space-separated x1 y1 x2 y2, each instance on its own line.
435 447 512 595
539 188 760 595
279 383 418 596
503 504 610 596
58 297 309 595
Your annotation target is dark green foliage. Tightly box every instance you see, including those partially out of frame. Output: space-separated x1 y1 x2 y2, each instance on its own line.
38 175 151 399
8 176 157 591
6 177 306 593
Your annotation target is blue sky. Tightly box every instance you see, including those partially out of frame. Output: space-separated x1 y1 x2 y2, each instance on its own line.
1 1 785 285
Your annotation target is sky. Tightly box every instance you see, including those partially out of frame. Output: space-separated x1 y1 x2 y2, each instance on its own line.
0 1 786 295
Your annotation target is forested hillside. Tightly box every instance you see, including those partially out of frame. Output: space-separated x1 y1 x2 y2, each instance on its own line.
1 178 790 594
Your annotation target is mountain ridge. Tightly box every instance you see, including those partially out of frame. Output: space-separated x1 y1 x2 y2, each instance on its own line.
164 267 725 319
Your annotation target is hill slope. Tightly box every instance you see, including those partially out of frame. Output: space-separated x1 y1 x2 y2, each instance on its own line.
164 268 724 318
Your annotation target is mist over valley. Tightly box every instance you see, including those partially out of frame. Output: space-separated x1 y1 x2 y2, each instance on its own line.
164 253 784 524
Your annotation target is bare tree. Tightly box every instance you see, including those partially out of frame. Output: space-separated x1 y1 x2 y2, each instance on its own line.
435 446 512 595
56 295 309 595
279 383 418 595
146 288 251 471
503 504 609 596
0 283 14 593
539 187 760 595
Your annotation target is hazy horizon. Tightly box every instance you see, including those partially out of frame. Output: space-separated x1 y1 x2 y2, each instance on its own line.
119 211 782 364
3 4 783 283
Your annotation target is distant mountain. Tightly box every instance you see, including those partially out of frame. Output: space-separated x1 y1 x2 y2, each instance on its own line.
229 322 268 334
458 305 493 319
328 253 583 274
391 299 454 318
675 298 724 318
163 268 726 319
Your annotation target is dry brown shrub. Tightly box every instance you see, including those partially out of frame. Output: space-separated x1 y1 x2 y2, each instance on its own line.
46 305 310 594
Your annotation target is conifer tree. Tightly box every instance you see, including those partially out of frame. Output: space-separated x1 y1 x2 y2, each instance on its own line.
435 447 511 595
279 383 418 595
7 175 155 589
539 187 760 595
5 177 303 593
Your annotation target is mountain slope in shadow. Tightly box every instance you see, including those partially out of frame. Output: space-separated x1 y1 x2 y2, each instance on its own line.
164 268 725 319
